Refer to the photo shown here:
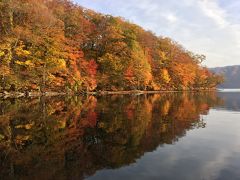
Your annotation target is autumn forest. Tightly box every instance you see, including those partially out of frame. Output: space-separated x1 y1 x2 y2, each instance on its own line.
0 0 223 94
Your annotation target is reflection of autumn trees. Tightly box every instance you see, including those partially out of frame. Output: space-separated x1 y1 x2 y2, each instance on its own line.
0 93 222 179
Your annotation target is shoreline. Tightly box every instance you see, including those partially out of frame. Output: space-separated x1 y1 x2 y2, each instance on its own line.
0 89 217 98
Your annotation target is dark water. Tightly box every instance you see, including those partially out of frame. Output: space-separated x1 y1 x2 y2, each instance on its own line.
0 92 240 180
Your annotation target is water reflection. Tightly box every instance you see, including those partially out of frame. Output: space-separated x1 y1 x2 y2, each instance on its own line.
216 91 240 112
0 92 223 179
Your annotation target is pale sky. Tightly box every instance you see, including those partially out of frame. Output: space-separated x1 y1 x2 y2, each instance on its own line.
73 0 240 67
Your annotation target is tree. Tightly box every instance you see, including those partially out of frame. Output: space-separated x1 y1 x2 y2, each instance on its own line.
0 0 222 92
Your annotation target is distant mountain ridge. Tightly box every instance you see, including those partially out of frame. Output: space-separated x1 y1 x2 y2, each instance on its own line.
210 65 240 88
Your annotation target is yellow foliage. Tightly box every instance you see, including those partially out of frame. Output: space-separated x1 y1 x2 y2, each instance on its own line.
58 120 67 129
57 58 66 68
15 41 31 57
0 51 4 57
15 60 34 67
159 51 168 61
161 68 171 84
99 53 124 73
15 122 34 130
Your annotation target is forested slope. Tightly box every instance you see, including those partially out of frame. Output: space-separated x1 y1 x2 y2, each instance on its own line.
211 66 240 89
0 0 223 93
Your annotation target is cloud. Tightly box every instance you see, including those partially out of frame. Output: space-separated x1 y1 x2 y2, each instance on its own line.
198 0 227 28
75 0 240 67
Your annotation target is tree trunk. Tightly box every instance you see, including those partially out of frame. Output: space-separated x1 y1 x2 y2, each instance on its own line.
40 63 47 93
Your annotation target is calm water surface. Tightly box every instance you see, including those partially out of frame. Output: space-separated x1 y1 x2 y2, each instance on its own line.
0 92 240 180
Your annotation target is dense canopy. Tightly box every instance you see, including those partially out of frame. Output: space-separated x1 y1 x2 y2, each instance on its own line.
0 0 223 93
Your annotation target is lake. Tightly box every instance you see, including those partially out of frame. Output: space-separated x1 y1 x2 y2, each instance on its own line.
0 92 240 180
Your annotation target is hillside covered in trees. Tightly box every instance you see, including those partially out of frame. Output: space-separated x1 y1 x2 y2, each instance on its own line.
211 65 240 89
0 0 223 93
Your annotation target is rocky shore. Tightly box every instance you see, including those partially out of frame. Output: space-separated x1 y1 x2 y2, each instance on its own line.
0 88 217 98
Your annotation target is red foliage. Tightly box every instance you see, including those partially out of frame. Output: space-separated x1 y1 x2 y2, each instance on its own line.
87 59 98 77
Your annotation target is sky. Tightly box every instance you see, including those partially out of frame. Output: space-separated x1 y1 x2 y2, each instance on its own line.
73 0 240 67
